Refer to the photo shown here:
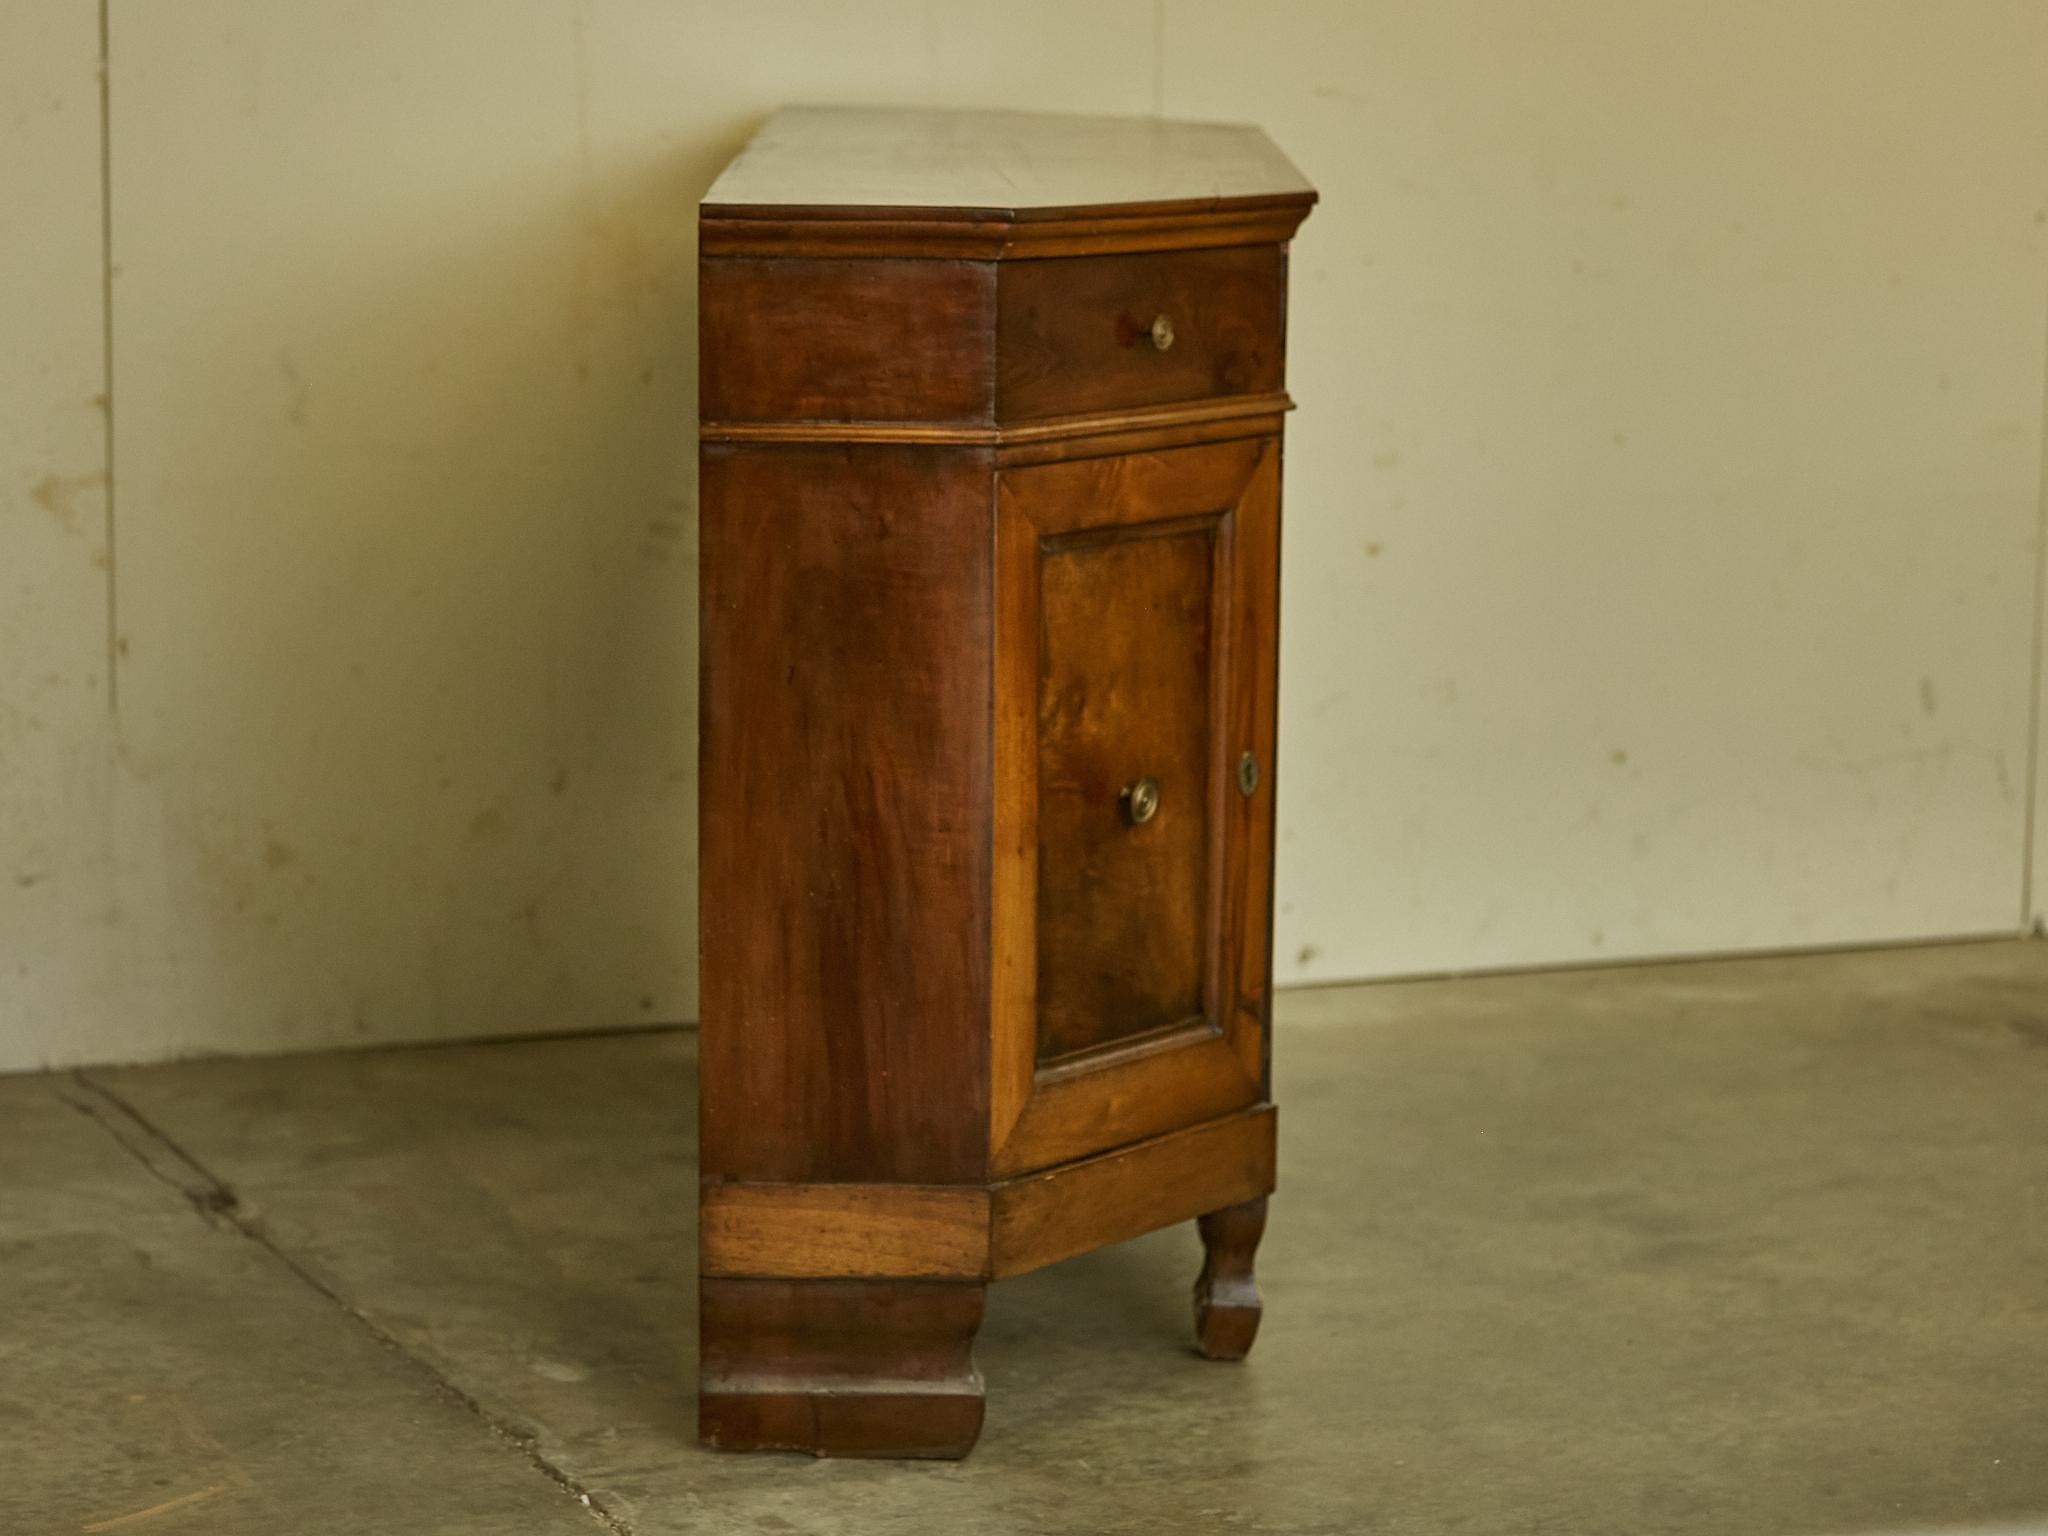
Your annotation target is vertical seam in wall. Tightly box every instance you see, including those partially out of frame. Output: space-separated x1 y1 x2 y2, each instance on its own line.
96 0 117 716
1150 0 1164 117
2021 266 2048 930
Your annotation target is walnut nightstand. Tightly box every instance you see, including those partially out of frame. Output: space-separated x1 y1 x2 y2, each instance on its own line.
697 106 1315 1457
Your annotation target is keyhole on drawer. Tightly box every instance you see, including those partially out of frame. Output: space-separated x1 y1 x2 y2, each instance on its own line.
1237 751 1259 796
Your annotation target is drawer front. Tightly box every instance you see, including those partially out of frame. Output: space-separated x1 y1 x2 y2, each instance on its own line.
995 246 1285 422
991 436 1280 1176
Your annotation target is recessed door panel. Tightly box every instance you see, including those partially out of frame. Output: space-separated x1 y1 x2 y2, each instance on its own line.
991 435 1281 1176
1036 521 1218 1061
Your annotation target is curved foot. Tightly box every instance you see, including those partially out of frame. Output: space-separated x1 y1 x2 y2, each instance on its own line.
1192 1196 1266 1360
699 1278 986 1458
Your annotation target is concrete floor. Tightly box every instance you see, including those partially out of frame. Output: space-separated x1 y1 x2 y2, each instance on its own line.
5 942 2047 1535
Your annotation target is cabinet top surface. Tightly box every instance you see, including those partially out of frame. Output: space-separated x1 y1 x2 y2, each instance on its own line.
702 107 1314 217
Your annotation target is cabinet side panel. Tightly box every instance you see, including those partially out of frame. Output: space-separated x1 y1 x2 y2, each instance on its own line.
700 444 993 1185
700 257 996 425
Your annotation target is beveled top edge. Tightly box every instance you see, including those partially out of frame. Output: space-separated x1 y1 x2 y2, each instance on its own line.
700 190 1318 226
701 106 1316 220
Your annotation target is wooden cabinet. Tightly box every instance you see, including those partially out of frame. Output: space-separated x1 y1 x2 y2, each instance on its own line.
697 107 1315 1458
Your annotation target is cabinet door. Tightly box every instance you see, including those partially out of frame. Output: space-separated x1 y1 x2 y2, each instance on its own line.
991 435 1280 1176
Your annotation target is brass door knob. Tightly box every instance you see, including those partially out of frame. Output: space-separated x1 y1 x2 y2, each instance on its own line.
1121 776 1161 825
1148 313 1176 351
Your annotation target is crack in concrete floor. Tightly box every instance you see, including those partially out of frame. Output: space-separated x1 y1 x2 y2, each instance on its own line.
54 1070 632 1535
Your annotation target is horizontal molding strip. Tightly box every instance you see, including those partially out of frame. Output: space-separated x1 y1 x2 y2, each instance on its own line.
700 1182 991 1281
699 193 1315 260
700 391 1294 449
989 1105 1275 1279
698 1105 1277 1282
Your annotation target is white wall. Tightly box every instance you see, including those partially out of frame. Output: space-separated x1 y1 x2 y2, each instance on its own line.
3 2 2046 1071
1188 2 2048 976
2 0 122 1070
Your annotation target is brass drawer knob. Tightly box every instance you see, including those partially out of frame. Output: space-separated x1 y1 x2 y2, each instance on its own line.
1121 776 1161 825
1148 313 1176 351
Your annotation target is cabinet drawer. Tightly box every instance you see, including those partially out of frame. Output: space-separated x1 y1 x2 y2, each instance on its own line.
995 245 1285 421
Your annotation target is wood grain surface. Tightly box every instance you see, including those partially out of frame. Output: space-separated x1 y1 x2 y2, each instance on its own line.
700 1183 990 1280
698 443 994 1186
700 257 995 424
700 391 1292 455
1034 519 1217 1060
990 437 1278 1176
699 202 1314 261
695 1108 1277 1287
990 1105 1276 1279
699 1277 987 1458
997 245 1284 420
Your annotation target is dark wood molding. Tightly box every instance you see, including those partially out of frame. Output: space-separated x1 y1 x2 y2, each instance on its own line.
701 1183 991 1281
701 193 1316 261
990 1106 1276 1279
700 391 1293 449
696 1106 1276 1288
